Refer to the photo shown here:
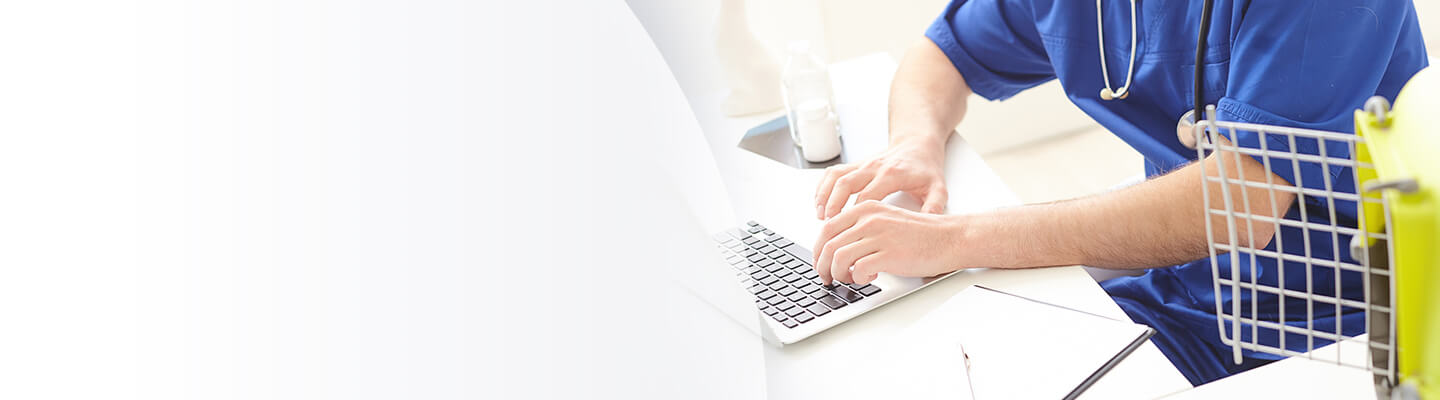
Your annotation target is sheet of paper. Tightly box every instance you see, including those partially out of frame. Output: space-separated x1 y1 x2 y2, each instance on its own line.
892 285 1153 400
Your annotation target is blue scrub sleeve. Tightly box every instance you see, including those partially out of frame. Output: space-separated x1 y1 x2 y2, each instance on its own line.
1215 0 1428 218
924 0 1054 101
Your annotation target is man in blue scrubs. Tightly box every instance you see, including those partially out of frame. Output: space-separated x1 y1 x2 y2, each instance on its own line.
808 0 1427 385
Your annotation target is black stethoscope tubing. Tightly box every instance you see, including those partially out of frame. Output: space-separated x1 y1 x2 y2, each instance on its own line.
1194 0 1216 126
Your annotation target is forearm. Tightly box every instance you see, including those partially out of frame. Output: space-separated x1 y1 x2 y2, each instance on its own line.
887 39 971 149
961 149 1297 270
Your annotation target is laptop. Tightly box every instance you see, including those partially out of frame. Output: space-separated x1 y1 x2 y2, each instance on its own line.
653 112 959 346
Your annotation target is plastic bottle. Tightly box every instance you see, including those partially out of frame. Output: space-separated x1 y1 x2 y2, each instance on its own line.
780 41 842 163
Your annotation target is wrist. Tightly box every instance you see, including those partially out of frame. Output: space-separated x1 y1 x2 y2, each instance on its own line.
889 128 950 149
943 213 984 269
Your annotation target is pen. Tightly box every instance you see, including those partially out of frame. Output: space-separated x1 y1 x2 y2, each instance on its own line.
960 342 976 400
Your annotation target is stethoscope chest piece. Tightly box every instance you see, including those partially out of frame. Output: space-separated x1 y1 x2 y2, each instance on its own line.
1177 109 1199 149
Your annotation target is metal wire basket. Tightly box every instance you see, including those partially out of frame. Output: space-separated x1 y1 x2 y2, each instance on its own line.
1193 101 1400 397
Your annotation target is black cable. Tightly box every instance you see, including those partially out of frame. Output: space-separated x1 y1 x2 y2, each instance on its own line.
1194 0 1216 126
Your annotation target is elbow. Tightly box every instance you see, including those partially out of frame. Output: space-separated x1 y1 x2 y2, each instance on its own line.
1206 205 1285 252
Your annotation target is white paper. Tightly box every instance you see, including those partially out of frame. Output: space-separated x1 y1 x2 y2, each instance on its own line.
894 285 1154 400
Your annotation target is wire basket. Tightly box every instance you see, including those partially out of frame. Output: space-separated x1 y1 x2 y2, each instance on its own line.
1192 102 1398 396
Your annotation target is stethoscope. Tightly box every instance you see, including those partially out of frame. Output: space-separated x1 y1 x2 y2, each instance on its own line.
1096 0 1216 147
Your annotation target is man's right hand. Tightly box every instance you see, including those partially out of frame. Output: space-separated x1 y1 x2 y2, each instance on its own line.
813 136 949 220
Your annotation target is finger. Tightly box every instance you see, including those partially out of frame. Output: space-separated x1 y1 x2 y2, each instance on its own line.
920 183 948 214
830 240 878 285
814 221 871 284
812 200 882 266
830 240 879 285
824 167 877 220
852 252 885 285
853 172 904 205
814 164 858 219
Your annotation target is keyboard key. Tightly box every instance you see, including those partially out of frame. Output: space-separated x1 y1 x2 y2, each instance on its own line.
759 275 780 286
756 290 776 300
805 302 831 316
817 294 846 309
770 312 786 322
776 286 797 296
776 254 796 265
746 221 760 227
800 283 824 294
774 238 794 248
793 311 815 323
786 292 806 302
831 285 865 303
775 301 796 311
746 226 764 234
775 269 795 278
746 254 765 263
857 284 882 296
763 306 780 316
782 274 805 284
781 319 798 328
762 229 775 236
764 234 783 242
809 289 832 299
742 237 761 246
756 258 775 267
784 306 807 317
746 285 764 294
796 296 816 307
766 295 787 305
780 244 810 261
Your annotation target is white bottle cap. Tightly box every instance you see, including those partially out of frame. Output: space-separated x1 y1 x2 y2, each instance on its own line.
787 40 813 55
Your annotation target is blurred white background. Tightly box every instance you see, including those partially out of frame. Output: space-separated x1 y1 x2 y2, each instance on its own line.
736 0 1439 204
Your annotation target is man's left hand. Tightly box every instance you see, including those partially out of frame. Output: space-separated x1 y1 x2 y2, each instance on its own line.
812 200 970 285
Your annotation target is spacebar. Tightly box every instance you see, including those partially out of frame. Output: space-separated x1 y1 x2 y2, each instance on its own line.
781 244 813 266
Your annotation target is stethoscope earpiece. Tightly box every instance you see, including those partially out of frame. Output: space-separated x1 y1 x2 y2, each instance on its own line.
1096 0 1137 101
1098 87 1129 101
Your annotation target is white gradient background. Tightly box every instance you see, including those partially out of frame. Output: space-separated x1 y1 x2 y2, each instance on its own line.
0 1 763 399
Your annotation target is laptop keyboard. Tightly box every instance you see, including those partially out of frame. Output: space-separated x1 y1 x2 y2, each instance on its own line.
713 221 883 329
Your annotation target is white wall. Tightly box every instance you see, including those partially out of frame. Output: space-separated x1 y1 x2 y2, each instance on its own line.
741 0 1100 155
1415 0 1439 57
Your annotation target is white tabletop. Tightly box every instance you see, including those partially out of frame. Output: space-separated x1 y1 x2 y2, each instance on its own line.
1161 337 1381 399
681 52 1192 399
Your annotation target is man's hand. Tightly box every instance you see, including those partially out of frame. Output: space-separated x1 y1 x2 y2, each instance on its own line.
813 137 949 220
811 200 968 285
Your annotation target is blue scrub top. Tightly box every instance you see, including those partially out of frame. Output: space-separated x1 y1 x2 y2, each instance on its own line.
926 0 1428 385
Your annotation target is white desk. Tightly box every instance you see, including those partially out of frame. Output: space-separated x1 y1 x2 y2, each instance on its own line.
673 50 1193 399
1162 337 1380 399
